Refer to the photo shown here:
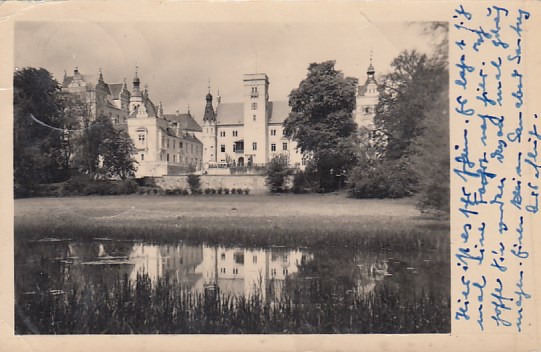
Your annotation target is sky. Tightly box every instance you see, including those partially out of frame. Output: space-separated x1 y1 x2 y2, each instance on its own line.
15 20 441 123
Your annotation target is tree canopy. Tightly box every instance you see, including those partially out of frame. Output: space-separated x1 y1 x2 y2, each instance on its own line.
14 68 74 195
284 61 358 191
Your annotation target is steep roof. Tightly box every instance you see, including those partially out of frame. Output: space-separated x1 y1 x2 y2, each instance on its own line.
268 101 290 124
108 83 124 99
215 103 244 125
215 101 291 126
163 113 203 132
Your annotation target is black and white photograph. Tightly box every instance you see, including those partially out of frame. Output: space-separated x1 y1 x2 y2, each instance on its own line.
11 7 450 336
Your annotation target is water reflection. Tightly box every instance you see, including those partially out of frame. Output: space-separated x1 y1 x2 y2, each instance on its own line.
15 240 448 305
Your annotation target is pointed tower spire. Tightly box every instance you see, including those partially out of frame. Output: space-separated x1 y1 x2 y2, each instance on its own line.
159 101 164 118
203 80 216 123
217 89 221 104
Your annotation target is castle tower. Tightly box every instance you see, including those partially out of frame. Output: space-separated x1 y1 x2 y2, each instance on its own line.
129 67 143 113
202 82 218 166
355 54 379 130
120 78 131 112
95 68 109 118
243 73 269 165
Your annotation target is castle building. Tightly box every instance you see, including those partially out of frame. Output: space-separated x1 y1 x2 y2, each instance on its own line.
355 58 380 131
201 73 304 169
62 67 203 177
61 67 131 125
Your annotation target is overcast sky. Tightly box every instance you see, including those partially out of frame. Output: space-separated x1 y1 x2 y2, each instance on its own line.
15 20 439 123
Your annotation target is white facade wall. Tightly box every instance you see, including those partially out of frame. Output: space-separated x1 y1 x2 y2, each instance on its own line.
243 74 269 165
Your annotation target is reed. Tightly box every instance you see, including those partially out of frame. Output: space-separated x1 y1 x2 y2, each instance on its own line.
15 271 450 334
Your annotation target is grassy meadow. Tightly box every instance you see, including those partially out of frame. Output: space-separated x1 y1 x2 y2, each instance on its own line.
14 193 449 251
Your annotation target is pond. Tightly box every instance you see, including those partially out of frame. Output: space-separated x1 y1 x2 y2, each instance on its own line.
15 239 450 334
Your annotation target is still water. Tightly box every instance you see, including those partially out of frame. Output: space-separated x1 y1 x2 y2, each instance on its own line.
15 239 450 333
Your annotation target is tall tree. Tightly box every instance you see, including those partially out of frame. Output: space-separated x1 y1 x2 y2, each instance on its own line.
284 61 358 191
374 50 447 161
74 113 137 179
13 68 73 195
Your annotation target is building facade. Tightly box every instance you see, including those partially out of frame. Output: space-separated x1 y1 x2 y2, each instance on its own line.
62 67 203 177
201 73 304 169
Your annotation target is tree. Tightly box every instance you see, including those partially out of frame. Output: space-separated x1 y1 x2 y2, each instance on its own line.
13 68 74 196
284 61 358 191
374 50 447 161
265 154 290 192
74 113 137 179
101 128 138 179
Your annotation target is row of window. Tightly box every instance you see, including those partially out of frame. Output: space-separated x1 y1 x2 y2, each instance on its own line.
218 129 286 137
219 253 289 263
220 131 239 137
217 267 288 276
219 142 287 153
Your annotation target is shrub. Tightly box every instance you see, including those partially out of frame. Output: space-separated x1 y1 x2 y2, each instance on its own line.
236 188 243 195
204 188 211 195
182 189 189 196
243 188 250 195
231 188 236 195
187 174 201 194
224 188 230 195
266 155 290 192
211 188 216 195
217 187 223 195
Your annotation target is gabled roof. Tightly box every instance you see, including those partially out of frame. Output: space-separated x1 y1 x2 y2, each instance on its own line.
268 101 290 124
215 103 244 125
215 101 291 126
108 83 124 99
163 113 203 132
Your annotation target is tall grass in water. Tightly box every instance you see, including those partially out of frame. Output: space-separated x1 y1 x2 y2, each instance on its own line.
16 271 450 334
15 220 449 253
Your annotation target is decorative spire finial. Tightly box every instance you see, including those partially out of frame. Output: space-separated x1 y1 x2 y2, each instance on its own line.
208 78 211 94
188 104 191 114
369 49 373 65
135 65 139 77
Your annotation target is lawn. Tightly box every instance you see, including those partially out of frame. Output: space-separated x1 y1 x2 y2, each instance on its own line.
14 193 448 251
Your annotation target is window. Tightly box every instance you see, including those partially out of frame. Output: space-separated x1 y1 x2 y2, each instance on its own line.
167 154 170 162
220 268 226 274
233 144 237 152
233 268 239 275
283 269 288 276
253 255 257 264
220 131 226 137
220 145 225 153
271 129 276 136
283 254 288 262
173 155 176 162
253 114 256 121
179 142 183 149
221 253 225 260
251 102 258 110
283 142 288 151
271 143 276 152
167 139 170 148
233 252 244 264
252 142 257 151
365 107 370 114
191 144 194 153
138 134 145 143
173 140 176 149
283 129 287 136
271 268 277 276
271 253 277 261
141 153 144 161
233 130 238 137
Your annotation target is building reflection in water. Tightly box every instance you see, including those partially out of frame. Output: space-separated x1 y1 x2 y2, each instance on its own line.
16 240 415 304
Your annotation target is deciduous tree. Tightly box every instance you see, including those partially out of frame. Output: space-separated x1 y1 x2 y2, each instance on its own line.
284 61 358 191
